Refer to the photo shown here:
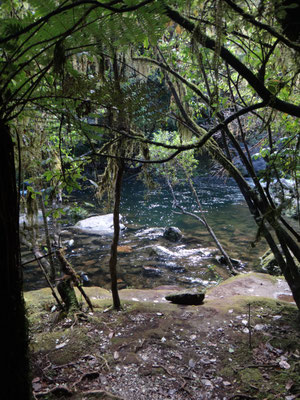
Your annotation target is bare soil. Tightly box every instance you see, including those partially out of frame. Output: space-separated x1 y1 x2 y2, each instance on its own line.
26 273 300 400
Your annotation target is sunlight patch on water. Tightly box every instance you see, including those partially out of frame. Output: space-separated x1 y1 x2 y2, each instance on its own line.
187 255 205 265
135 227 164 238
155 245 204 258
178 276 216 286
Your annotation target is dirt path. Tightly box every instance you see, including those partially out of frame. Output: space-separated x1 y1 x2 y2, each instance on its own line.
114 273 295 305
27 273 299 400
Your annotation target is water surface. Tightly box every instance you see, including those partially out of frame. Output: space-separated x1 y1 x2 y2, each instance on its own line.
22 175 268 291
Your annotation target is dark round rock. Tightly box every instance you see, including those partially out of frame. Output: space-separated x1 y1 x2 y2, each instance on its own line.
165 292 205 305
163 226 183 242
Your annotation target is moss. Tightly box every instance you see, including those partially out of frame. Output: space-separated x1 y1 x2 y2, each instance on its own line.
244 297 297 314
24 287 56 310
219 365 234 379
57 279 79 313
240 367 263 385
31 326 95 365
218 272 279 286
259 249 282 275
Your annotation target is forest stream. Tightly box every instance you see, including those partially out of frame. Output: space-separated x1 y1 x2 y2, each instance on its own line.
21 174 272 292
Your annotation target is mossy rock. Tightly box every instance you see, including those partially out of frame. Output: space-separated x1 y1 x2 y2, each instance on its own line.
260 249 282 276
165 291 205 305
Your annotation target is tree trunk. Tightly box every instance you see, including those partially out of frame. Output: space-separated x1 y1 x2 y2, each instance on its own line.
108 161 124 310
57 279 80 314
1 121 31 399
40 194 56 283
234 174 300 310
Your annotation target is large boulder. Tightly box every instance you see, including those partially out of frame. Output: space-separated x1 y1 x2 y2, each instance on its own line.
74 214 125 235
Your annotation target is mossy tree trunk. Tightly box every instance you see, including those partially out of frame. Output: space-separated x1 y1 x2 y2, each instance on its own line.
57 279 79 314
1 122 31 399
56 249 94 313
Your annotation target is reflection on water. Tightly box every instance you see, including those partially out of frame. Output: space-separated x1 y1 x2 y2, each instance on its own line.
22 175 268 291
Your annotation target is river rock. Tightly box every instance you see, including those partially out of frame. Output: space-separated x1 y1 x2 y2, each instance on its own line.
150 246 173 258
216 255 244 268
74 214 125 235
164 262 186 272
259 249 281 276
117 245 133 253
163 226 183 242
142 266 162 277
165 291 205 305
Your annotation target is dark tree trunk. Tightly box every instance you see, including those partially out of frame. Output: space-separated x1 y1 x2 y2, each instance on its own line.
234 175 300 310
1 122 31 399
108 161 124 310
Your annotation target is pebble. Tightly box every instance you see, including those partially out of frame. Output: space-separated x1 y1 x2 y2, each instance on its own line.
201 379 213 388
254 324 267 331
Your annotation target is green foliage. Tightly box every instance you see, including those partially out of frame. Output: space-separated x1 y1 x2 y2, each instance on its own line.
1 0 299 219
150 130 198 184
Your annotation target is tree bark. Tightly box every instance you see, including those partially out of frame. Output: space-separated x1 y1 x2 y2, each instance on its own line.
1 121 31 399
108 161 124 310
57 279 80 314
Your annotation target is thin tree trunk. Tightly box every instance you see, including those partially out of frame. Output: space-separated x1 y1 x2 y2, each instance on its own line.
166 174 238 275
1 122 31 399
108 161 124 310
232 170 300 309
52 185 62 247
186 173 238 274
40 193 56 282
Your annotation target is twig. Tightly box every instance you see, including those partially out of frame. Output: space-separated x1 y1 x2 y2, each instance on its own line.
22 249 59 267
248 303 252 349
72 371 100 388
152 364 194 398
134 338 146 353
165 173 238 275
82 391 124 399
34 254 65 311
237 364 278 370
98 355 110 371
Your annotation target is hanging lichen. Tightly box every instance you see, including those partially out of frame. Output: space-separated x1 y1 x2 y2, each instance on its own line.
53 40 66 76
96 133 152 210
211 0 224 105
25 191 39 247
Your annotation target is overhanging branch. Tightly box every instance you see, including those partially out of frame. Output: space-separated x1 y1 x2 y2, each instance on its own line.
223 0 300 52
164 6 300 118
